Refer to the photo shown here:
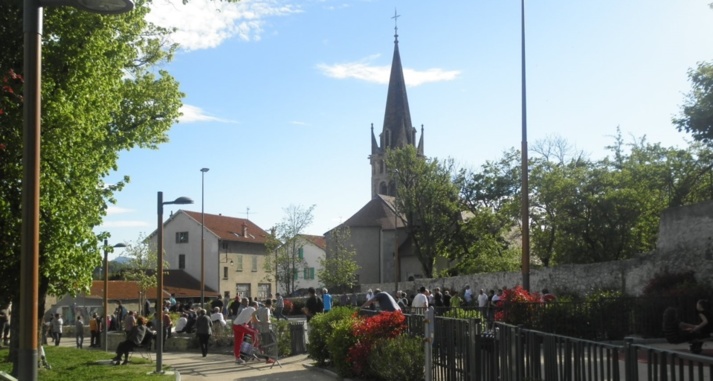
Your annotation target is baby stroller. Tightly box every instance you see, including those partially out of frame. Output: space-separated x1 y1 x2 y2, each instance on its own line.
663 307 710 354
238 322 281 367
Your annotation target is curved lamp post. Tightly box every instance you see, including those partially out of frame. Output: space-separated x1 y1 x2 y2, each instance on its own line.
156 192 193 374
20 0 133 380
200 168 209 308
103 240 126 352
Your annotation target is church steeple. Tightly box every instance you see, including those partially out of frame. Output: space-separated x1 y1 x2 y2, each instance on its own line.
369 12 424 199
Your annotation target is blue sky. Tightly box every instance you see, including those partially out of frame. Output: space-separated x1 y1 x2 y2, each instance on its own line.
99 0 713 258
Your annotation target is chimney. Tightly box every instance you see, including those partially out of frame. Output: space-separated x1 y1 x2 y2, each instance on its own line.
243 222 247 238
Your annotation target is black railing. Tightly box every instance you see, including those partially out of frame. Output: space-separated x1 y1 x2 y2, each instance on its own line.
424 317 713 381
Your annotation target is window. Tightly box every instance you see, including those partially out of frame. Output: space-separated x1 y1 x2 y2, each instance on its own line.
303 267 315 280
251 256 258 272
178 254 186 270
236 255 243 271
298 247 304 260
175 232 189 244
293 268 298 281
223 266 228 279
236 283 251 299
258 284 271 300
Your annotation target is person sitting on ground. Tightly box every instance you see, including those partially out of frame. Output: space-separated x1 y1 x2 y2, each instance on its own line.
111 316 154 365
361 289 401 312
663 301 712 353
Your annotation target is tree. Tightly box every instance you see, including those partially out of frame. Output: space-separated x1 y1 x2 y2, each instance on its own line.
0 0 183 372
119 234 168 314
319 226 359 292
674 61 713 145
385 146 462 278
268 204 315 295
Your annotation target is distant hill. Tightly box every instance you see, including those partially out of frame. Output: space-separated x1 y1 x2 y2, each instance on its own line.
112 256 131 264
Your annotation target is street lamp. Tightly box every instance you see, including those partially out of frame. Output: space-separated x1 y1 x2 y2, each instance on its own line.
19 0 133 380
156 192 193 374
200 167 209 308
103 240 126 352
520 0 531 291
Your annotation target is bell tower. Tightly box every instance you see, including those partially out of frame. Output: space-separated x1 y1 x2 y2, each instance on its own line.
369 13 424 199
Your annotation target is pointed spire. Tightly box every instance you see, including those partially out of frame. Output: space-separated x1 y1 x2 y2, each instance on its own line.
418 124 424 155
371 123 380 154
381 13 413 150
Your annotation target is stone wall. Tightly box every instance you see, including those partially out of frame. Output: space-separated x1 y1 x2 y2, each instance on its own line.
362 201 713 297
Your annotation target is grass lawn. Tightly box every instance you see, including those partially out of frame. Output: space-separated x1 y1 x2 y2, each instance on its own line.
0 346 174 381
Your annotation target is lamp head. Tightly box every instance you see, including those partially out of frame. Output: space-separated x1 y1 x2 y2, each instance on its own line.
201 168 210 173
113 243 127 249
169 196 194 205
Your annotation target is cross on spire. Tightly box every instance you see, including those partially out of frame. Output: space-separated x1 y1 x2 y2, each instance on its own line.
392 9 400 42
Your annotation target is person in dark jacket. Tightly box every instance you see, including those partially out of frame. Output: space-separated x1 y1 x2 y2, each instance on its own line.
111 317 154 365
195 308 213 357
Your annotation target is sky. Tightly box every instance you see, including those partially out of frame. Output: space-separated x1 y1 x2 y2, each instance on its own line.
98 0 713 259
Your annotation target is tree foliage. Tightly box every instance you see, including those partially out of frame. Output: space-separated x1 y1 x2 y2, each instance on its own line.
119 234 169 310
266 204 315 295
674 62 713 145
385 146 462 278
320 225 359 292
0 0 183 370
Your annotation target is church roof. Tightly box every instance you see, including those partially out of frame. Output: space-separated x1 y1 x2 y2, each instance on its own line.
340 194 406 230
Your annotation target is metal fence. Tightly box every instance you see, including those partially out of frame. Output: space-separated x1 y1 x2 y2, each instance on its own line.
424 314 713 381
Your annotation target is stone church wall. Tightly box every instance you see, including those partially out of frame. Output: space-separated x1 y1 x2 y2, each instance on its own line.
361 201 713 297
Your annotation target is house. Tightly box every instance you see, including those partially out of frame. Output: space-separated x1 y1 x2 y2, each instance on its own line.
290 234 326 293
148 210 274 302
326 28 423 285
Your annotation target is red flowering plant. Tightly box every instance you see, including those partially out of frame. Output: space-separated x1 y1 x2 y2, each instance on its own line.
495 286 541 327
346 311 406 377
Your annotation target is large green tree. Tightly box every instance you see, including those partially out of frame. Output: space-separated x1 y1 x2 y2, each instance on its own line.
0 0 183 370
385 146 462 278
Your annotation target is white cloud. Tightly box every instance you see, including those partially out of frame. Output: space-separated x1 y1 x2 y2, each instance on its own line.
179 104 237 124
146 0 301 51
106 206 134 215
317 55 461 87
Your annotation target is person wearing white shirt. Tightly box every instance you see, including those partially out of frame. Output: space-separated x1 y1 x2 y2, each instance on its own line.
411 286 429 314
232 300 259 363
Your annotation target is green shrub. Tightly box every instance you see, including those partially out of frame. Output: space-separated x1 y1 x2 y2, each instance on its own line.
307 306 356 365
366 334 424 381
443 308 483 320
272 319 292 356
326 315 359 378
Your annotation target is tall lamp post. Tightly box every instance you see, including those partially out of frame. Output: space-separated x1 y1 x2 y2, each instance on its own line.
520 0 531 291
156 192 193 374
19 1 133 380
103 240 126 352
200 168 209 307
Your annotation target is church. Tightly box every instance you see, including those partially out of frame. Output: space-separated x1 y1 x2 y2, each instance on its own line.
325 25 426 286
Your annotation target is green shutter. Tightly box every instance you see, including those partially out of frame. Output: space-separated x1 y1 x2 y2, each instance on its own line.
298 247 304 259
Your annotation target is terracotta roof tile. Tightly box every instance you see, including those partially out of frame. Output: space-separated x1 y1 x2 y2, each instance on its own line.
300 234 326 250
182 210 270 244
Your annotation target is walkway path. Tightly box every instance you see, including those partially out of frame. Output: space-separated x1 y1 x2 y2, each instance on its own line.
160 350 337 381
